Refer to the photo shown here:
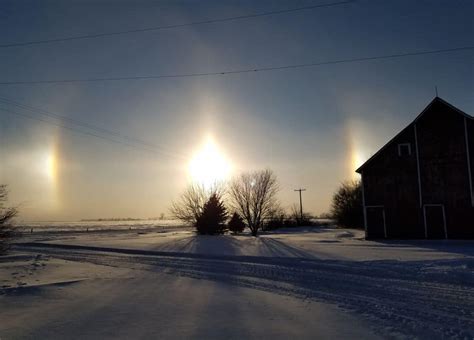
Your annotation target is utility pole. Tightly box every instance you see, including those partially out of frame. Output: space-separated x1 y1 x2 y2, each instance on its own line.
294 188 306 221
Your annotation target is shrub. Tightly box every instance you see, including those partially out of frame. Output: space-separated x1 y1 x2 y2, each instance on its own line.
289 204 313 226
195 193 228 235
331 180 364 229
263 209 287 231
0 185 18 255
228 212 245 234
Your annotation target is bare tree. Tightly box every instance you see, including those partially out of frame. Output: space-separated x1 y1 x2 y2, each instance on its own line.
0 185 18 254
170 183 222 225
229 169 279 236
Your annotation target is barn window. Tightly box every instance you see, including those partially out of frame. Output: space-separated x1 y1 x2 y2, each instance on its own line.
398 143 411 156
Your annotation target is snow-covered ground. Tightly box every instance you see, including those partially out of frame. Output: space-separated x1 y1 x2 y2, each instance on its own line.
1 226 473 339
14 219 185 233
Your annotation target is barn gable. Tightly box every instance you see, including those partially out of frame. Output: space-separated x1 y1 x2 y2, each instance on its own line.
356 97 473 174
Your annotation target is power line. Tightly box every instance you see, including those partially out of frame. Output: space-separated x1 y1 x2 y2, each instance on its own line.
0 106 186 160
0 1 354 49
1 45 472 86
0 95 188 158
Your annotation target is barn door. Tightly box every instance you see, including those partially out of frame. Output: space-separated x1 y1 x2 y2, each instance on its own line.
366 206 386 239
424 205 447 239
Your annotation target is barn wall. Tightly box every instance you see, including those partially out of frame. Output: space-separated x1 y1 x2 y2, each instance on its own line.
363 125 423 238
468 118 474 207
416 101 473 238
465 118 474 236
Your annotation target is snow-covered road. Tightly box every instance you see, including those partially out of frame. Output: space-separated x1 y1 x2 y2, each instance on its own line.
5 239 474 339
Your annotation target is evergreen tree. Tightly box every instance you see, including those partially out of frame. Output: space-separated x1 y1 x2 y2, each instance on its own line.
195 193 228 235
228 212 245 234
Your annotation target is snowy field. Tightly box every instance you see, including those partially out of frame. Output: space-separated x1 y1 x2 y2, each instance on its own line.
14 219 186 233
1 226 473 339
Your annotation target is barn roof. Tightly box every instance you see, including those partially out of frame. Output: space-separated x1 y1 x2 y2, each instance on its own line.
355 97 473 174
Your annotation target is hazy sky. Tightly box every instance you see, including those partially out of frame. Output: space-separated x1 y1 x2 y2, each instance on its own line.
1 0 473 221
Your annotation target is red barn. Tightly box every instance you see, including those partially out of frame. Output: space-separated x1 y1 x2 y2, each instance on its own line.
356 97 473 239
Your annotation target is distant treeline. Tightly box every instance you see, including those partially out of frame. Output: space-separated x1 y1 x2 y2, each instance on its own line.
81 217 167 222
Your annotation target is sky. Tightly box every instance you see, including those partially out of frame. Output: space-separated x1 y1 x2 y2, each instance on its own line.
0 0 473 221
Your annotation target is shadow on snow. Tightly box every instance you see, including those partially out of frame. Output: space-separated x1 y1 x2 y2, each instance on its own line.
11 240 474 339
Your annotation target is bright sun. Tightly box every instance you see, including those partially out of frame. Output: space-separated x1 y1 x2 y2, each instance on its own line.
189 137 231 188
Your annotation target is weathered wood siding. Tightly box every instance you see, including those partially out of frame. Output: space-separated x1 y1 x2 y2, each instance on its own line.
416 100 473 238
362 126 422 238
359 98 473 239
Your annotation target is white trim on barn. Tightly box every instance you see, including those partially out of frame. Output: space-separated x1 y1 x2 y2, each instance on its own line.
361 173 368 238
464 117 474 207
414 124 423 210
423 204 447 239
397 142 412 156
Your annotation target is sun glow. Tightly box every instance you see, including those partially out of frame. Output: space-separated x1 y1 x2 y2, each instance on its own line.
351 148 364 175
38 138 60 210
189 137 231 188
44 151 57 181
344 119 368 180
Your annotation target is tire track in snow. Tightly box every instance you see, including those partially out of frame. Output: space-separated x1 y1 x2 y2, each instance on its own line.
13 243 474 339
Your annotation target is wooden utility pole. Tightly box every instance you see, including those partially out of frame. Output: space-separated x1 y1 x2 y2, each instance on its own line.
294 188 306 220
